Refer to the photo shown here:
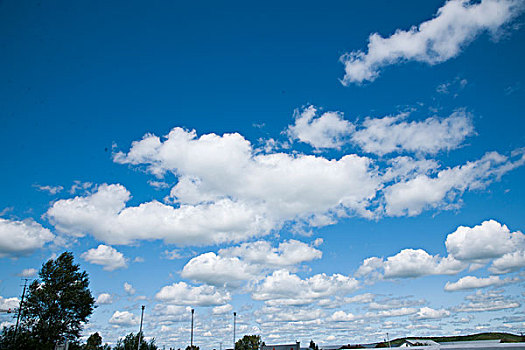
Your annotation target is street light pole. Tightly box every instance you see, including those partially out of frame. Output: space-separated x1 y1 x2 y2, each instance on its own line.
137 305 145 350
191 308 195 348
233 312 237 350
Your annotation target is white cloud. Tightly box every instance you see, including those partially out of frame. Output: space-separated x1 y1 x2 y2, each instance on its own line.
155 282 231 306
455 290 520 312
351 110 474 156
220 239 322 268
415 307 451 320
330 307 417 322
17 268 37 277
341 0 523 84
81 245 128 271
212 304 233 315
490 250 525 274
0 218 55 257
123 282 135 295
444 275 517 291
33 184 63 194
96 293 114 305
181 252 256 287
109 310 139 326
445 219 524 261
287 105 354 149
251 270 359 306
0 296 19 311
383 151 525 216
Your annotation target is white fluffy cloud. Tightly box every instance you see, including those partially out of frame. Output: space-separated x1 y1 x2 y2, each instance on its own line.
155 282 231 306
123 282 135 295
415 307 450 320
181 252 256 287
341 0 523 84
383 151 525 216
81 245 128 271
109 310 139 326
287 105 354 149
351 111 474 156
96 293 114 305
18 268 37 277
251 270 359 306
0 218 55 257
444 275 517 291
0 296 19 311
182 239 323 287
490 250 525 274
445 219 524 261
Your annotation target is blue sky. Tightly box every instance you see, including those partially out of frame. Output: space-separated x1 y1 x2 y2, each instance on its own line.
1 0 525 348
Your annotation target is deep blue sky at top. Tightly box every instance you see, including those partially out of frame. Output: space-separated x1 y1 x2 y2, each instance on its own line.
2 0 525 267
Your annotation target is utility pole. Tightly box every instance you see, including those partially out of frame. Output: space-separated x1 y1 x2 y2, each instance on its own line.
386 333 391 348
14 278 29 340
233 312 237 350
190 308 195 348
137 305 145 350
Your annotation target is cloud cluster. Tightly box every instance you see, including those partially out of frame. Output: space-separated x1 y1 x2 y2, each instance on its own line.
356 219 525 282
81 245 128 271
341 0 523 84
0 218 55 258
155 282 231 306
182 239 322 288
109 310 139 326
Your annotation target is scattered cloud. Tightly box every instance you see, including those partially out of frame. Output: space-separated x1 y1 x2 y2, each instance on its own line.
444 275 518 291
351 110 474 156
109 310 139 326
17 268 37 277
287 105 354 149
81 245 128 271
0 296 19 311
415 307 451 320
123 282 136 295
33 184 63 195
0 218 55 258
341 0 523 84
96 293 114 305
454 290 520 312
155 282 231 306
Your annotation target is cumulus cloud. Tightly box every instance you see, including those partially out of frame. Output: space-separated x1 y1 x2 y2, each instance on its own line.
444 275 517 291
0 218 55 257
181 252 256 287
415 307 451 320
383 150 525 216
454 290 520 312
81 245 128 271
490 250 525 274
17 268 37 277
212 304 233 315
109 310 139 326
96 293 114 305
251 270 359 306
0 296 19 311
331 307 418 322
182 239 323 287
155 282 231 306
341 0 523 84
123 282 135 295
287 105 354 149
351 110 474 156
445 220 524 261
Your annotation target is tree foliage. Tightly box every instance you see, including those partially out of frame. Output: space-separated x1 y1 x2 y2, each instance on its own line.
185 345 200 350
235 335 261 350
309 341 319 350
24 252 95 347
114 332 157 350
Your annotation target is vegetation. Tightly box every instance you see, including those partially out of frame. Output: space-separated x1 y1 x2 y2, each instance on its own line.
309 340 319 350
114 332 158 350
235 335 262 350
0 252 95 350
185 345 200 350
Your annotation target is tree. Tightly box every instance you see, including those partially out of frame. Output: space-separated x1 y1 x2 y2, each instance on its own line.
185 345 199 350
309 341 319 350
114 332 157 350
23 252 96 348
235 335 261 350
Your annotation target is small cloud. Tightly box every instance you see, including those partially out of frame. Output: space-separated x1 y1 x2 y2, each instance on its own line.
124 282 136 295
17 268 37 278
148 180 170 190
69 181 93 194
33 184 63 195
163 249 183 260
81 245 128 271
134 257 145 263
96 293 113 305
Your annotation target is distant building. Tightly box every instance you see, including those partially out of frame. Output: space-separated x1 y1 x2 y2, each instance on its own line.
262 342 301 350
